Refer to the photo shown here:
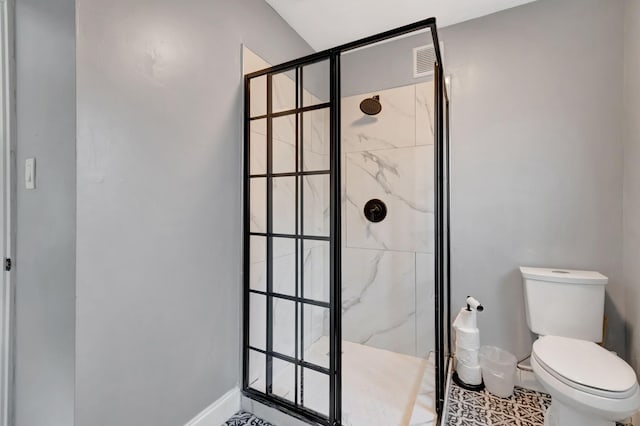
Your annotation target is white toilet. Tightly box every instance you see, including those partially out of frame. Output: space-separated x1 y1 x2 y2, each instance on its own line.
520 266 640 426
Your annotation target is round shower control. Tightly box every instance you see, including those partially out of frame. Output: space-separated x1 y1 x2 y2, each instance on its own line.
364 199 387 223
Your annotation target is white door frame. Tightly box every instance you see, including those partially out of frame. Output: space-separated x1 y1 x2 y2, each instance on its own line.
0 0 15 425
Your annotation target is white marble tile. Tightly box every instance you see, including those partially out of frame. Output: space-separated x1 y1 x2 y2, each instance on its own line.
273 139 297 174
271 114 297 174
303 327 330 370
341 150 348 243
251 224 298 295
250 120 267 175
273 297 296 358
342 85 416 153
248 349 266 392
303 149 329 174
272 358 296 402
251 116 267 135
301 240 330 353
365 316 416 357
416 253 436 357
303 303 329 357
248 266 266 294
249 235 266 292
311 108 330 156
272 242 297 366
272 70 296 113
249 75 267 117
415 81 435 146
302 90 315 108
345 145 434 253
303 174 330 237
254 106 328 175
341 247 416 355
272 114 296 146
250 177 266 233
303 108 330 171
273 238 296 296
303 242 330 303
302 367 330 416
249 293 266 350
273 176 296 235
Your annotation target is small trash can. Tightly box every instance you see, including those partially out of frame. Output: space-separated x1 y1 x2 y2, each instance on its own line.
479 346 517 398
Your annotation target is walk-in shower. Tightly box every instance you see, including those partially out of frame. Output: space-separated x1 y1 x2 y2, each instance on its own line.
243 18 450 426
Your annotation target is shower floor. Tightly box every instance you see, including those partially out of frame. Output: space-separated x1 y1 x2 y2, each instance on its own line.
251 337 436 426
336 338 436 426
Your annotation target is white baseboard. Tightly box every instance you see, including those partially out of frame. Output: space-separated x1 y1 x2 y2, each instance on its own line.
515 367 545 393
185 387 241 426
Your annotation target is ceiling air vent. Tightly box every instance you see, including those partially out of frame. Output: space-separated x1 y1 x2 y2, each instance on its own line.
413 44 437 78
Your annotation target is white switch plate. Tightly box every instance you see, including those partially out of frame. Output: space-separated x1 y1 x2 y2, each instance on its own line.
25 158 35 189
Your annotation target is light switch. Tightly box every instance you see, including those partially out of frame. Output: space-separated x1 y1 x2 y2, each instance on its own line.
25 158 35 189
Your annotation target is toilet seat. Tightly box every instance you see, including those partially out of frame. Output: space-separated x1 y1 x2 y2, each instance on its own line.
531 352 640 422
532 336 638 399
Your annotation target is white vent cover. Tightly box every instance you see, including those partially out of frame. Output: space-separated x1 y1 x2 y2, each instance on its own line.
413 44 437 78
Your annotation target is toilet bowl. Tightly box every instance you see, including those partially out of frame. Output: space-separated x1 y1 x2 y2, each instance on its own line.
531 335 640 426
520 267 640 426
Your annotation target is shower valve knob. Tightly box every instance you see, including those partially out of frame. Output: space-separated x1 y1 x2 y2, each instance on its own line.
364 199 387 223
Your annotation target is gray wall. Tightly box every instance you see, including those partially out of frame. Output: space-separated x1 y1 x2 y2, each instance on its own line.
441 0 625 359
14 0 76 425
75 0 312 425
623 0 640 373
341 32 434 96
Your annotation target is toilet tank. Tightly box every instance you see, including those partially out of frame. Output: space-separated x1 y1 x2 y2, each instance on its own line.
520 267 608 342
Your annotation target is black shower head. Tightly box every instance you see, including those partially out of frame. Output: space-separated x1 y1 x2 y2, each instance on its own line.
359 95 382 116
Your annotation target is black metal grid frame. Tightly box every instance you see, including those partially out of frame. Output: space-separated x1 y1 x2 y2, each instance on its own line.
243 17 450 426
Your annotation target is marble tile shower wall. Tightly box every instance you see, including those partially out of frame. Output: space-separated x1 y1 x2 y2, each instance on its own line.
341 82 436 358
247 53 331 394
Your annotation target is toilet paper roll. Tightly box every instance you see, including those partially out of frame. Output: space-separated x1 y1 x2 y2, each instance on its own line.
455 328 480 349
456 347 479 365
456 360 482 386
453 308 476 329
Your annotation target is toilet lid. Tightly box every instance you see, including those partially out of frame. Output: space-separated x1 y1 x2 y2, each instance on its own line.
533 335 637 395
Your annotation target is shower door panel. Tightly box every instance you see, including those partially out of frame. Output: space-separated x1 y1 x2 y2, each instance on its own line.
243 56 339 425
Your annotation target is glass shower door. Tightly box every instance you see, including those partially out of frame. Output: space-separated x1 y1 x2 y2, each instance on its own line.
243 56 340 425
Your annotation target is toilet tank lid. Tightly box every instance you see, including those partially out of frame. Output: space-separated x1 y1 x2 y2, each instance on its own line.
520 267 608 285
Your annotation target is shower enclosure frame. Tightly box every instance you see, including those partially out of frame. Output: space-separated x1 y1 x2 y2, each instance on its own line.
242 18 450 426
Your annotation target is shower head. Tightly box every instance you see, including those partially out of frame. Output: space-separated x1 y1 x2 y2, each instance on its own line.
359 95 382 116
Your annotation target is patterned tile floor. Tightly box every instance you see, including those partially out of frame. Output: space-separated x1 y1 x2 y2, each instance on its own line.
226 383 635 425
446 383 550 426
224 411 273 426
446 381 632 426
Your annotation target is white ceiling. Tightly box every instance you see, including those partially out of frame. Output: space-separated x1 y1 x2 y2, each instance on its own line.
265 0 536 51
